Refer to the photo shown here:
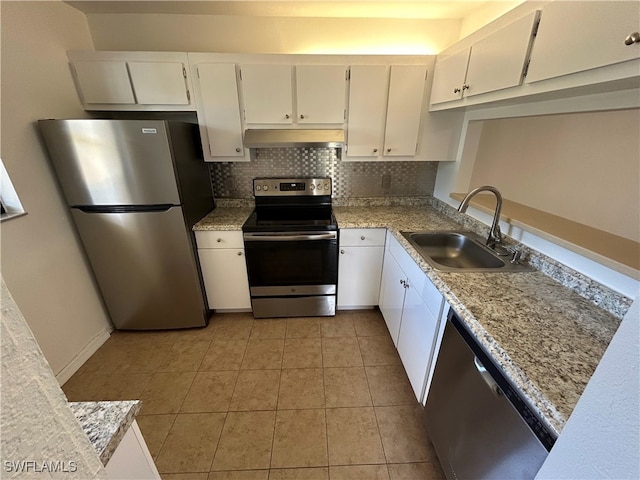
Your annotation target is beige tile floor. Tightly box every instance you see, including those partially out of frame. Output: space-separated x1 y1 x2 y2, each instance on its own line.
63 309 445 480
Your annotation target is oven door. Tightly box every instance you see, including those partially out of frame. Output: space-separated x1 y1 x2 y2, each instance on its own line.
243 231 338 317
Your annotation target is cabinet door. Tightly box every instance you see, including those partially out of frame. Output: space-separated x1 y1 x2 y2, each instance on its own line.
465 11 539 97
127 61 190 105
346 65 389 157
337 246 384 308
397 285 439 402
196 63 245 158
241 64 293 124
73 61 135 105
526 1 640 83
383 65 427 156
198 248 251 310
296 65 347 124
429 49 470 105
378 252 406 347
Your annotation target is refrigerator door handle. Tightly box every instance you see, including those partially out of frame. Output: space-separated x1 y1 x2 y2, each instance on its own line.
74 204 175 214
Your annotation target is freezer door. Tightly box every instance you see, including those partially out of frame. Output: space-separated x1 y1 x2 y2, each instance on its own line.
72 206 207 330
39 119 181 206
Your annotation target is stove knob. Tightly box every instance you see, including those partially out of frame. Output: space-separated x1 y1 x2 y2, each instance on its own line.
324 183 330 191
256 185 261 191
264 185 269 191
310 184 315 190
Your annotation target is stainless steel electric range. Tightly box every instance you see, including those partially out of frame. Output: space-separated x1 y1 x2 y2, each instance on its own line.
242 177 338 318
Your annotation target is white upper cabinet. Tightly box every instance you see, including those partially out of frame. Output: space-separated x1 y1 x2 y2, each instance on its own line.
296 65 347 124
384 65 427 156
240 64 293 124
347 64 427 159
526 1 640 83
429 49 470 105
465 11 539 96
68 52 194 111
72 61 136 105
127 61 190 105
430 11 539 106
240 64 347 125
346 65 389 157
194 63 245 160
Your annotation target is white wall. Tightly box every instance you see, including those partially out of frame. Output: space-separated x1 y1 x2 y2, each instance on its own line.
434 101 640 298
536 297 640 479
469 110 640 242
85 13 461 54
0 0 112 381
458 0 526 40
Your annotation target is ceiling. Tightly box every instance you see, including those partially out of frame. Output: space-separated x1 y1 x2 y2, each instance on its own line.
65 1 504 20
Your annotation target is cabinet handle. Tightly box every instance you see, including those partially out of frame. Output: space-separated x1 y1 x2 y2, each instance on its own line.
217 238 222 243
340 249 345 254
360 236 365 241
285 114 290 119
386 148 391 153
462 84 470 91
625 32 640 45
300 114 305 119
237 251 242 256
453 87 461 93
235 147 241 153
373 148 378 153
399 279 405 286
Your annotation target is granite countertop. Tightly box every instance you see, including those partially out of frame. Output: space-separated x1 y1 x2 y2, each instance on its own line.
69 400 141 465
194 205 254 231
193 200 626 438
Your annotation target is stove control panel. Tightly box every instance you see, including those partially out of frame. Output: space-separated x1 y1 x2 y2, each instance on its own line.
253 177 332 196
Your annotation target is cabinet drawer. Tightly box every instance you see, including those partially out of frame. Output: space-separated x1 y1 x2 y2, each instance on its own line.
195 230 244 249
340 228 386 247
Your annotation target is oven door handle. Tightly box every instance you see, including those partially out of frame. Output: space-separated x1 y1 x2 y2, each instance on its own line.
243 232 338 242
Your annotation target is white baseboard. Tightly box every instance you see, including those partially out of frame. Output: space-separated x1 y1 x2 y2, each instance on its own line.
55 326 113 386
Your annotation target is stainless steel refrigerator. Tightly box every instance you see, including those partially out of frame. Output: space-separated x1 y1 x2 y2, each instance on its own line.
39 119 213 330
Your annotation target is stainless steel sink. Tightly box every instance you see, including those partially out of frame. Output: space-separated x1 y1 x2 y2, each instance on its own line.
401 231 533 272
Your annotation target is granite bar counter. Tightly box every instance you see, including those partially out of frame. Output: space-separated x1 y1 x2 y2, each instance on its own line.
194 197 630 438
69 400 141 466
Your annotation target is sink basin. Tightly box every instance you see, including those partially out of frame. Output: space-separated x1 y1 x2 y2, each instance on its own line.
401 231 533 272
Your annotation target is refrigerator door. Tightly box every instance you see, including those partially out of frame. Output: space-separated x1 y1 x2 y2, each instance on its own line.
71 206 207 329
39 119 181 206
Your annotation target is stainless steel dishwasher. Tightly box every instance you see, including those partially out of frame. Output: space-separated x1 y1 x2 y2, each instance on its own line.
425 309 557 480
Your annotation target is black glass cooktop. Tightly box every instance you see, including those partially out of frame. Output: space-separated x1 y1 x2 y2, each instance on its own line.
242 206 338 232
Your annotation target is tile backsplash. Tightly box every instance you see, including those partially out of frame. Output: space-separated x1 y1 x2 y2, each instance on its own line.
209 147 439 198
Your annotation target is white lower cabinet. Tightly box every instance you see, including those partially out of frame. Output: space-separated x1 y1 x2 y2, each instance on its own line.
195 231 251 310
379 231 446 402
379 250 406 346
338 228 386 309
106 421 160 480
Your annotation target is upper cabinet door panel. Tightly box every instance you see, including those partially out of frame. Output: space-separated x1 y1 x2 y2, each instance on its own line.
526 1 640 83
346 65 389 157
429 49 470 105
384 65 427 156
465 11 539 97
196 63 244 158
296 65 347 124
73 61 135 105
241 64 293 124
127 61 190 105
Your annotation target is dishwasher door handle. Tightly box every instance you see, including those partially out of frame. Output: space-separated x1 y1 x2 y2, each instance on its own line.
474 356 503 397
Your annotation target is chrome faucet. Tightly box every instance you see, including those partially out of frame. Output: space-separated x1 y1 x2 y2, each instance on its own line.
458 185 504 249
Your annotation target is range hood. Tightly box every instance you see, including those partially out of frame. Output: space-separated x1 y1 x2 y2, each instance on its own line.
244 129 344 148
